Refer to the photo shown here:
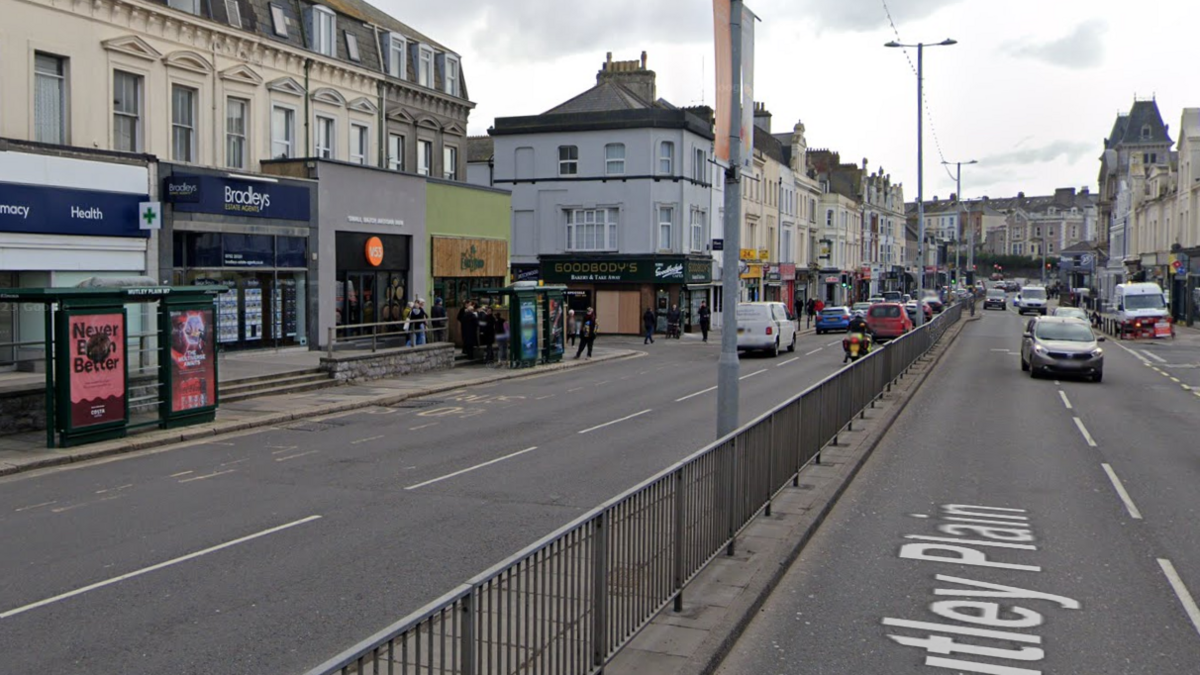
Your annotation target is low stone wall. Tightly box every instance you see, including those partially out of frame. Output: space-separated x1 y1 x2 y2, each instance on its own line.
0 376 158 434
319 342 456 383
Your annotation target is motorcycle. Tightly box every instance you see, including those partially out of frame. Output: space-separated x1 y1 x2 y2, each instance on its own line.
842 331 872 362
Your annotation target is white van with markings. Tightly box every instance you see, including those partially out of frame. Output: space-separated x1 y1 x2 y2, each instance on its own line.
736 302 796 357
1014 286 1048 315
1114 282 1172 338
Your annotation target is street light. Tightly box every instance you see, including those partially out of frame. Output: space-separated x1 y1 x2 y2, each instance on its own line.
886 38 957 326
942 159 978 286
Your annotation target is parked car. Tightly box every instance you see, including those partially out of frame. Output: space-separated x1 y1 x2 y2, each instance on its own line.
816 306 853 334
984 288 1008 311
851 302 873 317
882 291 903 303
1052 306 1089 322
736 302 797 357
866 302 913 340
868 296 886 304
922 297 945 314
904 301 933 322
1020 316 1104 382
1014 286 1048 315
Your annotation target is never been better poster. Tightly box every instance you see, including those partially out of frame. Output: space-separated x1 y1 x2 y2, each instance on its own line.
68 313 126 428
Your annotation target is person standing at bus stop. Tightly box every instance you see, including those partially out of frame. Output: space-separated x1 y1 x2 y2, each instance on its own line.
575 308 597 359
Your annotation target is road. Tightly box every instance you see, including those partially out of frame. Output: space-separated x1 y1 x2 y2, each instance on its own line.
717 303 1200 673
0 327 859 674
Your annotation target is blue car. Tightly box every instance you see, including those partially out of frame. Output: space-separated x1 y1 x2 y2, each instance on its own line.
816 306 852 334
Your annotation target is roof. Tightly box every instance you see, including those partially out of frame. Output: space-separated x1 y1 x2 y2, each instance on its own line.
317 0 448 52
1113 100 1173 147
467 136 493 163
754 126 786 165
544 80 660 115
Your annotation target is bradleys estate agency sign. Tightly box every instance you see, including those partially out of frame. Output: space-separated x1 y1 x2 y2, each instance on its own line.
541 256 713 284
165 174 310 221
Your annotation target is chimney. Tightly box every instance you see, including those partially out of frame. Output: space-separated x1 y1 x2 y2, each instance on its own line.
753 102 772 133
1080 186 1090 195
1054 187 1076 207
597 51 657 104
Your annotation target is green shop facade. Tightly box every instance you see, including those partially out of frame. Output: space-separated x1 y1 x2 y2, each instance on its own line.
538 254 713 335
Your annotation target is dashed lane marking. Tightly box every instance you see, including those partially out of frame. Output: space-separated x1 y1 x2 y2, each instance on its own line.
1058 391 1073 410
351 435 385 445
1101 463 1143 520
676 386 717 402
94 484 134 494
805 348 823 356
1159 558 1200 639
777 357 800 367
409 422 439 431
579 409 652 435
1073 417 1098 447
275 450 319 462
178 469 237 483
1143 350 1168 363
739 368 768 381
405 446 538 490
14 501 56 513
170 471 193 478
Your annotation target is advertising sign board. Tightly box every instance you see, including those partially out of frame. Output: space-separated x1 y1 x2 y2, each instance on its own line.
66 312 127 429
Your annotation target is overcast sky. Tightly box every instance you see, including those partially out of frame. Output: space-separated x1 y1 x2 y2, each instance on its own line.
376 0 1198 201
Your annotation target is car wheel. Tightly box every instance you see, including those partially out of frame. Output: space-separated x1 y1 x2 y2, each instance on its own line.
770 339 780 357
816 328 823 335
1020 355 1029 372
1029 364 1039 378
1092 370 1103 383
788 333 796 352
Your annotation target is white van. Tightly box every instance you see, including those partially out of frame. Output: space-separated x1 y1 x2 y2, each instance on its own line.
1114 282 1170 333
1014 286 1048 315
736 302 797 357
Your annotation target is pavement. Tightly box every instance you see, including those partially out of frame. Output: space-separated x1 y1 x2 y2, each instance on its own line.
1 323 865 675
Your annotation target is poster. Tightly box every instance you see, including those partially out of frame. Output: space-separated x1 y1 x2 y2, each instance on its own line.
548 298 565 355
170 309 216 412
68 312 126 428
519 298 538 361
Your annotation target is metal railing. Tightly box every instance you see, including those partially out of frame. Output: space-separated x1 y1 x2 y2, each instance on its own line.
305 303 965 675
327 317 451 358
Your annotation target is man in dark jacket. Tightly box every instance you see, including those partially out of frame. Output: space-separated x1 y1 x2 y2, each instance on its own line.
574 309 597 359
698 301 711 342
459 302 478 358
430 297 447 342
643 308 656 344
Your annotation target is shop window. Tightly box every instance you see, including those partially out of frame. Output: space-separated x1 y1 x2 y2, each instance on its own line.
276 236 308 268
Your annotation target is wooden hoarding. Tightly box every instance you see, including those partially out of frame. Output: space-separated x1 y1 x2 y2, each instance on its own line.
432 237 508 278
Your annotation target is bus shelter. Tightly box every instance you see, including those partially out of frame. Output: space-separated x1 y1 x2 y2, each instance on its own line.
483 283 568 368
0 284 226 448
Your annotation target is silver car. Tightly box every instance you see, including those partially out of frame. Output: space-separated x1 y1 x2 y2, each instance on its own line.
1020 316 1105 382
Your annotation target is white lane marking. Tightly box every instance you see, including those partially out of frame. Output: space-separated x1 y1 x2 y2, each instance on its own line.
1170 376 1182 383
568 387 584 393
409 422 439 431
1101 463 1143 520
275 450 319 463
1117 342 1151 364
169 471 193 478
536 395 554 400
578 409 653 435
676 386 717 402
219 459 249 467
1058 391 1073 410
95 484 134 495
826 340 841 347
1055 380 1062 385
269 446 298 454
881 618 1040 644
178 469 237 483
405 446 538 490
0 515 322 620
739 368 768 381
1143 350 1167 363
1158 559 1200 638
990 348 1011 352
805 348 823 356
1073 417 1098 447
351 435 384 445
776 357 799 367
595 380 611 386
14 501 56 513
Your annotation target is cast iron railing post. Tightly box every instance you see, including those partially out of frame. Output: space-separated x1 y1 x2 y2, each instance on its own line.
673 469 685 612
591 512 608 668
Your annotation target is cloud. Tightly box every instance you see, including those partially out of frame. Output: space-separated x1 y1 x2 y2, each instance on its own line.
770 0 965 33
983 140 1093 166
1005 20 1107 69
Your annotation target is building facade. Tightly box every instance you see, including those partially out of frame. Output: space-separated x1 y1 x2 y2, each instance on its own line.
491 53 714 335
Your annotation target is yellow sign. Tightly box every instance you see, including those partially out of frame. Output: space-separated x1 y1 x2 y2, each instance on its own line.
740 263 763 279
758 248 770 261
740 248 757 260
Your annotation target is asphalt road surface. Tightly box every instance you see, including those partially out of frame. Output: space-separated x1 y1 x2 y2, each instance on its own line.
717 305 1200 673
0 328 863 674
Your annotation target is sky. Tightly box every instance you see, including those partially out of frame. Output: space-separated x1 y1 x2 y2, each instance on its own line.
375 0 1200 202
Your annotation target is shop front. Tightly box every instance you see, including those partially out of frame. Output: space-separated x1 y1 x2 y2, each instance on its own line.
0 148 152 367
431 236 508 343
162 165 315 351
540 255 711 335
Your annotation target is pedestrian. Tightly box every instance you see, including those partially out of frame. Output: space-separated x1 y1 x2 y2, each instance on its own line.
567 308 576 346
459 301 478 358
575 307 597 359
408 298 428 346
430 297 447 342
667 304 681 338
480 306 497 362
814 298 825 314
698 301 711 342
643 307 656 344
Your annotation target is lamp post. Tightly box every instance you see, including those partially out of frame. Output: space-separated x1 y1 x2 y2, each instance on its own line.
886 38 957 326
943 159 977 286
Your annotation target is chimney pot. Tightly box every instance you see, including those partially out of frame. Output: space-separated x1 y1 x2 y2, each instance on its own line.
641 51 647 69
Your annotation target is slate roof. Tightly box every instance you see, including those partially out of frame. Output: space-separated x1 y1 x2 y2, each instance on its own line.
1119 100 1173 146
754 126 786 166
467 136 493 163
544 81 660 115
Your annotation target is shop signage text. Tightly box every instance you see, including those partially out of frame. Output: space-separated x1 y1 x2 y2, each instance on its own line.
542 257 712 284
0 182 148 238
432 238 507 278
365 236 385 267
165 174 310 222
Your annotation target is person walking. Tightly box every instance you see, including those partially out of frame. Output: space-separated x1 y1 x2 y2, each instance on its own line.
574 308 597 359
430 297 447 342
459 301 479 358
698 301 711 342
567 308 577 346
408 298 428 346
666 304 682 338
643 307 656 344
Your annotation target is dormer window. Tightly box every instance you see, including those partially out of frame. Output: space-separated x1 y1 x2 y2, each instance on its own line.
168 0 199 15
224 0 242 28
312 6 336 57
387 34 406 79
444 55 460 96
418 45 434 87
345 33 360 62
269 4 288 36
1141 125 1151 140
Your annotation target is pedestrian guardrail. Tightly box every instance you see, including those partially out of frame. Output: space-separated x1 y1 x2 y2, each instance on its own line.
326 317 450 358
305 303 965 675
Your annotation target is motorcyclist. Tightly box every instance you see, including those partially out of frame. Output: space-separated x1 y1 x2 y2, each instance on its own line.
843 314 872 363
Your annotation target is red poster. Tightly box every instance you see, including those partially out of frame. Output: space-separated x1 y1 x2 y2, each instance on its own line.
170 309 216 412
68 312 126 428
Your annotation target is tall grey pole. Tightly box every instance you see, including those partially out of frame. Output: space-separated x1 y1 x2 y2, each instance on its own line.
717 0 743 439
966 170 975 281
915 43 926 326
954 165 960 287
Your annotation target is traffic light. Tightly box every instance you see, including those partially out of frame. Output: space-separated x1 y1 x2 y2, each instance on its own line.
1046 263 1051 270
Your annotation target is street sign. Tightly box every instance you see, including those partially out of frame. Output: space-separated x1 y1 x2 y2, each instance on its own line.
138 201 161 230
712 238 724 251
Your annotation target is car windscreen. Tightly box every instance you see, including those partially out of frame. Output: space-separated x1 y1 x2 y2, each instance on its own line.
1034 322 1094 342
1023 288 1047 300
869 306 901 318
1124 294 1166 310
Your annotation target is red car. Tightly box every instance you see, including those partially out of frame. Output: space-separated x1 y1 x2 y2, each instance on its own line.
866 302 913 340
